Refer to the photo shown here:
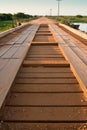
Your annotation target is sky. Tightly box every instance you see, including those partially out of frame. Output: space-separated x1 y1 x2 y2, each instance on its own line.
0 0 87 16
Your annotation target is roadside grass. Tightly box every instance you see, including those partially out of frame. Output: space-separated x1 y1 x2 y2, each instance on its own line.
0 21 13 32
48 16 87 24
0 18 32 32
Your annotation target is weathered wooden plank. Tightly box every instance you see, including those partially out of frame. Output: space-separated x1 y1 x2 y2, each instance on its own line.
20 67 72 73
31 42 58 45
28 51 61 55
3 123 87 130
28 50 62 54
0 25 39 108
0 59 22 108
29 47 60 51
25 58 65 61
27 54 63 58
12 84 82 93
3 107 87 121
71 47 87 64
17 72 74 78
6 93 86 106
33 36 55 42
49 24 87 93
35 33 52 36
23 60 69 67
0 59 9 70
37 30 50 33
13 46 30 59
29 47 61 51
16 78 78 84
59 45 87 91
0 45 12 57
1 46 19 58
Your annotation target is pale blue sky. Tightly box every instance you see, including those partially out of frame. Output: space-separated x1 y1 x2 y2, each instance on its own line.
0 0 87 16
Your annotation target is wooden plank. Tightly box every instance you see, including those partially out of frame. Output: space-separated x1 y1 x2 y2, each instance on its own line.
29 46 60 50
29 48 61 52
25 58 65 61
71 47 87 64
14 25 39 44
14 33 31 44
59 45 87 92
38 29 49 31
28 52 62 55
0 25 40 109
53 35 66 44
17 72 74 78
33 39 55 43
16 78 78 84
31 42 58 45
20 67 72 73
3 107 87 121
50 24 87 93
12 84 82 93
1 43 30 59
23 60 69 67
0 45 12 57
37 31 50 33
28 50 62 54
28 50 62 55
22 33 35 45
0 59 9 70
0 59 22 108
31 44 58 47
3 123 87 130
28 49 61 52
27 55 64 58
35 33 52 36
13 46 30 59
6 93 86 106
33 35 55 40
13 32 33 44
1 46 19 58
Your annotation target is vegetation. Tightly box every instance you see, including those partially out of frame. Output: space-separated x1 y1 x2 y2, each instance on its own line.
0 13 37 32
0 13 12 21
1 13 87 32
48 15 87 24
0 21 13 32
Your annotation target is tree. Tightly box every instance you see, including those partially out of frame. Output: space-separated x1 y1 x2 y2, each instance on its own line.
0 13 12 21
76 15 83 18
14 13 25 19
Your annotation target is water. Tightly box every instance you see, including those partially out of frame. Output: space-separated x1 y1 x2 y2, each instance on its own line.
74 23 87 33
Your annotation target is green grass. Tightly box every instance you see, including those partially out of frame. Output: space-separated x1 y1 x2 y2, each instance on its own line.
48 16 87 24
0 18 33 32
0 19 30 32
0 21 13 32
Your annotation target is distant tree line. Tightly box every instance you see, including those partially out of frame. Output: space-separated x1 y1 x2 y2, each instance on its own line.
0 13 12 21
0 12 34 21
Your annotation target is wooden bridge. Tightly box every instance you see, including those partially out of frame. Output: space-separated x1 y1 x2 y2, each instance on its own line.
0 17 87 129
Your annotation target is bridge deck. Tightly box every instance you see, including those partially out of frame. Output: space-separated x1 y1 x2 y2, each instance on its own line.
49 24 87 93
0 24 39 108
0 18 87 129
